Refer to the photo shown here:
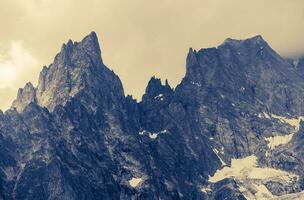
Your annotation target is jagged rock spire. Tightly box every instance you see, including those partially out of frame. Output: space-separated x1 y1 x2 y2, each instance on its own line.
142 76 173 101
11 82 36 112
79 31 101 56
186 47 198 69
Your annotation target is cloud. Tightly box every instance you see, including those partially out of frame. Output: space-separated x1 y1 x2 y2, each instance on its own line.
0 87 16 111
0 41 40 111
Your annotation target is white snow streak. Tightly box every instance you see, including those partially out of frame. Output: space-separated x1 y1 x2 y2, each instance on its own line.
138 129 168 139
212 148 226 166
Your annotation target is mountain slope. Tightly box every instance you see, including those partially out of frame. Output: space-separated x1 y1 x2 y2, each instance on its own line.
1 32 304 199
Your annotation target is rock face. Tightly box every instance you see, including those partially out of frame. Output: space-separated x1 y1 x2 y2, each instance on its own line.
11 82 36 112
35 32 125 113
4 32 304 199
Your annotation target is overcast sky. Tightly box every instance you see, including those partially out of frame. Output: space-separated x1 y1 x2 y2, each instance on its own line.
0 0 304 110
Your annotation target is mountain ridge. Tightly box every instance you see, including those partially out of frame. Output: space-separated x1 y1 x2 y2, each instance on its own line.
2 32 304 199
9 33 275 113
10 33 279 115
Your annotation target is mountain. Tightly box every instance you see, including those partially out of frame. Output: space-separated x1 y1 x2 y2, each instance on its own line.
1 32 304 199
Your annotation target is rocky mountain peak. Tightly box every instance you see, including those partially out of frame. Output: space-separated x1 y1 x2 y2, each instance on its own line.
186 47 198 69
23 82 35 91
56 31 102 66
221 35 266 47
79 31 101 55
60 39 73 51
217 35 276 59
247 34 265 42
180 34 304 116
11 82 36 112
142 76 173 101
12 32 124 112
184 35 282 79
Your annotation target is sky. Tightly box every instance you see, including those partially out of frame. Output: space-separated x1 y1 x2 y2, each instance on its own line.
0 0 304 110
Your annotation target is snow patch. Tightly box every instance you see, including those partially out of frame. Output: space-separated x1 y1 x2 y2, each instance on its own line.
154 93 164 101
139 129 168 139
264 114 304 149
258 113 304 150
271 114 304 131
220 146 224 154
160 130 168 134
190 81 201 87
208 155 298 199
149 133 158 139
201 186 212 193
129 177 143 187
209 155 297 183
265 134 295 150
139 130 145 135
293 59 299 68
258 112 271 119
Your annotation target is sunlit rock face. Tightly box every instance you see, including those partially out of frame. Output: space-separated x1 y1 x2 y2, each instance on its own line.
11 82 36 112
5 32 304 199
35 32 126 112
12 32 125 113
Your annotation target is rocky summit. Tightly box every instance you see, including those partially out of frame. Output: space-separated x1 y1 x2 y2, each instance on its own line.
2 32 304 199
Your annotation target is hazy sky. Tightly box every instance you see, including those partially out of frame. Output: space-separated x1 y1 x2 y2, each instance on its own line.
0 0 304 110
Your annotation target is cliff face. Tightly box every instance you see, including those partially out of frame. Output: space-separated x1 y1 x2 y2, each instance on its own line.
3 32 304 199
177 36 304 157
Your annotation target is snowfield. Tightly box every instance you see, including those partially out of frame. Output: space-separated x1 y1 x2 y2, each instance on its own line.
259 113 304 150
208 155 298 199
